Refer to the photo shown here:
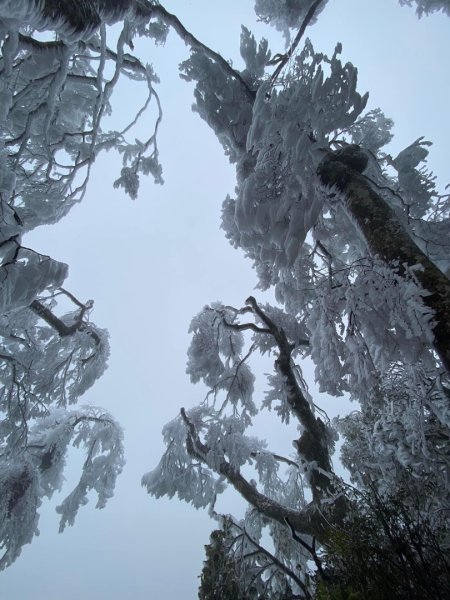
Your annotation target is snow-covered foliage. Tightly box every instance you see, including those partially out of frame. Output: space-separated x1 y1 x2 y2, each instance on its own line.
1 0 448 589
145 299 338 594
399 0 450 17
0 0 172 568
0 407 123 568
0 6 163 229
198 515 310 600
0 283 125 566
227 39 368 269
254 0 450 33
173 2 450 512
149 0 449 591
0 251 67 313
179 28 259 164
204 510 312 599
338 360 450 509
143 303 271 510
254 0 328 39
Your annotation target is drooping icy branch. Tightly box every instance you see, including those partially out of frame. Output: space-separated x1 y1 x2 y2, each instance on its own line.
0 408 124 569
146 298 347 544
179 408 333 543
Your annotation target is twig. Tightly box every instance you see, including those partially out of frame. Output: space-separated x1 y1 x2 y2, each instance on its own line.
285 517 330 581
152 4 256 102
269 0 326 86
232 520 312 598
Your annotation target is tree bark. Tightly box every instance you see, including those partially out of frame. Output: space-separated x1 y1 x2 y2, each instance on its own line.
245 296 334 501
30 300 101 345
318 148 450 374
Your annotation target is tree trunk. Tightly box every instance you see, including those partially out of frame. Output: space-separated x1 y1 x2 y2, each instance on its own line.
318 148 450 374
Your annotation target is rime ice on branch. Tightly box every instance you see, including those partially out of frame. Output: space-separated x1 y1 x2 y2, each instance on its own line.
0 0 166 567
1 0 449 589
147 1 449 593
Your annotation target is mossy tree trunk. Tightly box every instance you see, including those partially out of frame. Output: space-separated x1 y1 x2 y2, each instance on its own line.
319 148 450 374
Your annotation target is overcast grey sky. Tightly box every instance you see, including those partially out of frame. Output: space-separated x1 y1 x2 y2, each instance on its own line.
1 1 449 598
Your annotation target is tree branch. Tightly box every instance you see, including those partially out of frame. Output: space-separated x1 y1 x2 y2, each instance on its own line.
180 408 332 543
251 451 299 469
245 296 333 501
151 4 256 102
269 0 326 85
318 147 450 373
285 517 329 581
30 300 100 345
231 520 311 598
222 319 271 335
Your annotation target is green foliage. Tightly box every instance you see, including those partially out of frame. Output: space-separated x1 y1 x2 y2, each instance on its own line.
198 522 244 600
314 485 450 600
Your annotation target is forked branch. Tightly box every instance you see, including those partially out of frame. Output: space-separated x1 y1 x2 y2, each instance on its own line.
180 407 331 542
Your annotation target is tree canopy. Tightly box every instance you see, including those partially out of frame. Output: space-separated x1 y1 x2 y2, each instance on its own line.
0 0 449 596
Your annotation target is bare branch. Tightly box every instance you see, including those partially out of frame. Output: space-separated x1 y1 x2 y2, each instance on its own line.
250 451 299 469
269 0 326 85
30 300 101 345
285 517 330 581
222 319 271 335
151 4 256 102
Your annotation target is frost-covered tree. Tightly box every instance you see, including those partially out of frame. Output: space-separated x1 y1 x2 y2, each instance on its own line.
142 0 450 595
0 279 125 567
199 516 312 600
0 0 165 566
144 297 333 595
254 0 450 34
1 0 449 591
